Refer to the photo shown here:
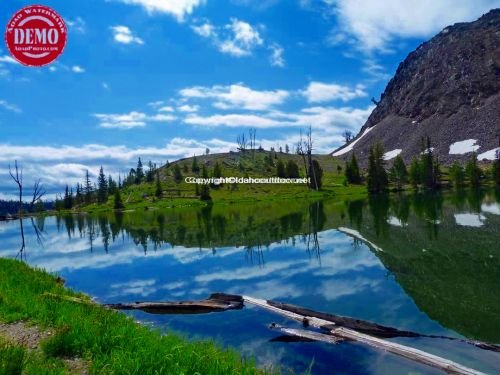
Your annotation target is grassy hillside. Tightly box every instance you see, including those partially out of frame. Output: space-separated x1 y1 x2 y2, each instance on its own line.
80 151 366 212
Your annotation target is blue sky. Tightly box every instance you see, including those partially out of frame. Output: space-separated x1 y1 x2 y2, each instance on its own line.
1 0 499 198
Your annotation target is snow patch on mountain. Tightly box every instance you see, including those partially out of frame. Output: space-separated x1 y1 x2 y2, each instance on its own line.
449 139 480 154
383 149 402 161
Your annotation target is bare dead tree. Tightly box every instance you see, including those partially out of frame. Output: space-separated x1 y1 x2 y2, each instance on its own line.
297 130 308 178
296 127 319 191
249 128 257 158
305 126 319 191
342 130 353 144
30 179 45 210
9 160 23 215
237 133 247 152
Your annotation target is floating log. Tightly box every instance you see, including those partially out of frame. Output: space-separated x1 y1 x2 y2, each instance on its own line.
106 293 244 315
242 295 487 375
270 324 343 345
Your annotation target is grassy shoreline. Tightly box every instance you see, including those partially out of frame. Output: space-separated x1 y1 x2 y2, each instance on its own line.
0 259 268 374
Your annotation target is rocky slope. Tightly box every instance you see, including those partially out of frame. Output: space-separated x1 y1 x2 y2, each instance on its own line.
332 9 500 165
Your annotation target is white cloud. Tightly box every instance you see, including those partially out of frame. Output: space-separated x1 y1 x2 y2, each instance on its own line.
110 25 144 45
0 138 235 197
327 0 498 51
71 65 85 73
48 66 57 72
0 100 21 113
178 104 199 112
184 105 373 134
185 113 285 128
269 43 285 67
0 56 19 65
115 0 205 21
66 17 86 33
303 81 367 102
158 106 174 112
93 111 176 128
191 22 216 38
94 111 147 128
191 18 264 57
219 18 263 56
150 114 176 122
148 100 165 108
179 83 289 110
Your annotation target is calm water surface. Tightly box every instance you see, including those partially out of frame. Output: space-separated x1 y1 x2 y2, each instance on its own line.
1 190 499 374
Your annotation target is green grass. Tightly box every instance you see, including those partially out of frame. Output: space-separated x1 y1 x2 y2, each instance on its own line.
58 151 367 214
0 259 269 374
0 336 67 375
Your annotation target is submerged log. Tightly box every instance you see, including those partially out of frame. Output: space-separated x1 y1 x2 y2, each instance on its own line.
242 296 487 375
267 300 419 338
270 324 343 345
106 293 244 315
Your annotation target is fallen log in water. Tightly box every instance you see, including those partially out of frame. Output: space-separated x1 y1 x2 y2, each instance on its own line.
107 293 497 374
242 296 487 375
264 298 500 353
269 323 344 345
267 299 419 338
106 293 244 314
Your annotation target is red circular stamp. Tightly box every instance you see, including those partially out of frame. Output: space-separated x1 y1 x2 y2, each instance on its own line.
5 5 67 67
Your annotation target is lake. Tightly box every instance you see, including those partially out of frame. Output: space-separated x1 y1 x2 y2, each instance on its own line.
1 189 499 374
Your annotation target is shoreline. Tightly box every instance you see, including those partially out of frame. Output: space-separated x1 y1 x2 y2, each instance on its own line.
0 259 269 374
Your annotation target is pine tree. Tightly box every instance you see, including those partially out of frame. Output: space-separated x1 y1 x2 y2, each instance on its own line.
84 169 93 203
155 171 162 198
97 166 108 204
108 175 117 195
192 155 200 173
173 164 183 183
367 143 388 193
409 157 422 188
213 162 222 178
75 183 83 205
493 151 500 186
276 160 286 177
465 152 481 187
146 161 155 183
285 144 290 154
135 158 144 184
345 153 361 184
63 185 73 209
419 137 440 189
114 189 124 210
202 164 209 179
199 185 211 201
449 161 465 188
285 160 300 178
390 155 408 190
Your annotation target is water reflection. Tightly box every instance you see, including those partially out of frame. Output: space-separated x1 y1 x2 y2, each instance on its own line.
1 190 499 374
